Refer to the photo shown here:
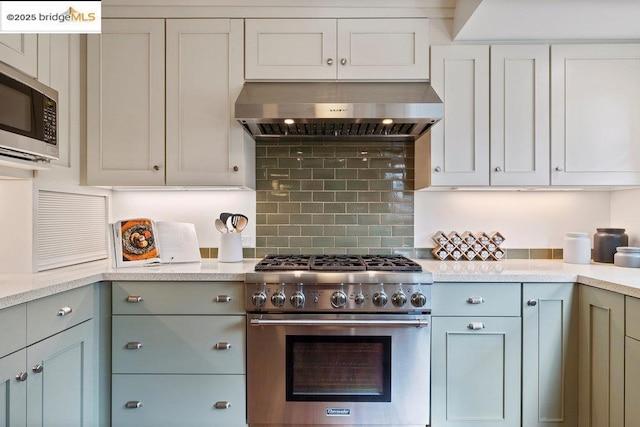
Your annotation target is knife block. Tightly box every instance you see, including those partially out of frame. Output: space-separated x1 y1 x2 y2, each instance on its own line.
218 233 243 263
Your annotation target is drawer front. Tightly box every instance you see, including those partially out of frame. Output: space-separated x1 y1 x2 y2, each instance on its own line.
26 285 94 345
112 281 244 315
112 374 246 427
0 304 26 357
112 315 245 374
432 282 521 316
627 296 640 340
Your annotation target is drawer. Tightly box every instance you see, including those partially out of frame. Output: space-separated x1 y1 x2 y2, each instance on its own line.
432 282 521 316
627 296 640 340
112 282 244 315
26 285 94 345
112 374 246 427
112 315 245 374
0 304 26 357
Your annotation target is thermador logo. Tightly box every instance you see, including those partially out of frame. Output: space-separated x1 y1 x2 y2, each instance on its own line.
326 408 351 417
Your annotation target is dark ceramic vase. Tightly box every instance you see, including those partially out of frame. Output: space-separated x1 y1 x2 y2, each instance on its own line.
593 228 629 263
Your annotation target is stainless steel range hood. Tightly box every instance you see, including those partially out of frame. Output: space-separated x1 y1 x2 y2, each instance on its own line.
235 82 443 140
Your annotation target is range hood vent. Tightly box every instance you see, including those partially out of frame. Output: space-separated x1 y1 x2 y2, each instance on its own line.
235 82 443 141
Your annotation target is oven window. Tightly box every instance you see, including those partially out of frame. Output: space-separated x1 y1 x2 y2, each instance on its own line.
286 335 391 402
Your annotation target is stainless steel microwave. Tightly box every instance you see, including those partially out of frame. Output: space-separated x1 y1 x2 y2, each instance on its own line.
0 61 58 162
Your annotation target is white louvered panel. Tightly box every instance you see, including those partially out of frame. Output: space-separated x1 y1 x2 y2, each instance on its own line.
37 191 108 271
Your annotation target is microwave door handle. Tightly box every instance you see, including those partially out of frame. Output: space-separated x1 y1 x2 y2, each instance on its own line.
249 319 429 328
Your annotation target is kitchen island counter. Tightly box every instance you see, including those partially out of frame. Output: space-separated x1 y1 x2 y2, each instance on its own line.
1 258 640 309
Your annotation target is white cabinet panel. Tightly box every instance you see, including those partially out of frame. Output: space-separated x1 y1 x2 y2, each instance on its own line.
551 44 640 186
491 45 550 186
0 34 37 78
430 45 490 186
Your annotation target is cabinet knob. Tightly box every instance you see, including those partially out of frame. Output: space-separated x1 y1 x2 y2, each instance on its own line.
232 165 239 172
434 166 442 172
214 401 232 409
125 401 143 409
215 295 232 303
152 165 161 171
215 342 232 350
15 372 28 382
467 322 485 330
340 58 347 65
57 306 72 316
326 58 334 65
466 296 484 304
555 166 564 171
527 299 538 306
126 342 143 350
126 295 143 303
32 364 44 374
494 166 502 172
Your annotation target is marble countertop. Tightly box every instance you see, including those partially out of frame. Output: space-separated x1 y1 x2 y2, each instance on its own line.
0 258 639 309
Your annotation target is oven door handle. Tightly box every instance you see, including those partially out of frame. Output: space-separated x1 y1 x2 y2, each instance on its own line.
249 318 429 328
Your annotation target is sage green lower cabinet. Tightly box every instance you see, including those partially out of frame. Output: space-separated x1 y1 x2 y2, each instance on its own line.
112 374 245 427
578 285 624 427
522 283 578 427
0 350 27 426
26 320 94 427
625 337 640 427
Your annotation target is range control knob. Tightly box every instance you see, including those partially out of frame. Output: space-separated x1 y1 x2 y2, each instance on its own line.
372 291 388 307
251 291 267 307
331 291 347 308
392 291 407 307
271 291 286 307
354 293 366 305
290 291 305 308
411 292 427 308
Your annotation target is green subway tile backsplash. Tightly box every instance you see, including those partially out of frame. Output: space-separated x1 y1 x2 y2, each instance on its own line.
256 140 415 255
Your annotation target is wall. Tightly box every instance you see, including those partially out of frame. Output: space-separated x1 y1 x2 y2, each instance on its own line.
611 188 640 246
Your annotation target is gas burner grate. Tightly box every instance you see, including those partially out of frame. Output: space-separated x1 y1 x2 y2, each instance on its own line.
254 254 422 272
254 254 312 271
361 255 423 272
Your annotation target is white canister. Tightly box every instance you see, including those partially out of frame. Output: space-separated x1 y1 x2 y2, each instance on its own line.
218 233 243 263
563 232 591 264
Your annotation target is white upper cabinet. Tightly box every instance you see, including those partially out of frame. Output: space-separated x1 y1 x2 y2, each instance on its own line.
429 45 490 186
0 34 38 78
245 18 429 80
491 45 550 186
551 44 640 186
87 19 252 187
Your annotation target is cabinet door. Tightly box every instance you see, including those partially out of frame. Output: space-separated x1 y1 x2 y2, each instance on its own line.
551 44 640 186
578 286 624 427
0 34 37 78
165 19 247 186
86 19 166 186
431 316 521 427
625 337 640 427
112 374 246 427
245 19 337 80
430 45 490 186
522 283 577 427
336 19 429 80
26 321 94 427
0 350 27 427
491 45 550 186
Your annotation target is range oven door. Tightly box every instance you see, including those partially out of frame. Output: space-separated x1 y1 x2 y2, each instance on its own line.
247 313 430 427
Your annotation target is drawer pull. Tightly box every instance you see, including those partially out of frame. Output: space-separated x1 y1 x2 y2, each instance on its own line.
125 401 143 409
57 306 72 316
214 401 231 409
126 342 143 350
32 364 43 374
527 300 538 307
215 295 232 303
215 342 232 350
15 372 28 382
466 297 484 305
127 295 144 303
467 322 485 330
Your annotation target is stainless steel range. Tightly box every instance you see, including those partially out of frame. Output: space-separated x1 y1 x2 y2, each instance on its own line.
245 254 432 427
